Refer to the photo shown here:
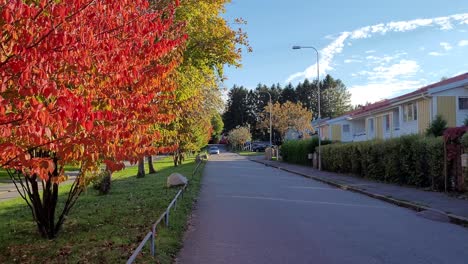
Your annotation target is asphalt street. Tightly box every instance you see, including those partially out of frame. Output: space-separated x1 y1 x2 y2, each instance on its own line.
177 150 468 264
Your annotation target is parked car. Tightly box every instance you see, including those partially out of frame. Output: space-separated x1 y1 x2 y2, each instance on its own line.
252 144 266 152
208 146 220 155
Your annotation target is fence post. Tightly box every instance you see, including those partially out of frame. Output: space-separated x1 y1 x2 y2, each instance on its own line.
151 224 156 256
165 209 170 227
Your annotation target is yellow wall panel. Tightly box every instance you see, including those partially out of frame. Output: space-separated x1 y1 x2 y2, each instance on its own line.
418 99 431 134
376 116 383 139
320 126 329 140
331 124 342 141
437 96 456 127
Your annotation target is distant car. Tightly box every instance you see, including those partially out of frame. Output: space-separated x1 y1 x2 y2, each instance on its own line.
252 144 266 152
208 146 220 155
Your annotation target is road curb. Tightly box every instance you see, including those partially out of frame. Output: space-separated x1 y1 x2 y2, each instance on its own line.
251 159 468 228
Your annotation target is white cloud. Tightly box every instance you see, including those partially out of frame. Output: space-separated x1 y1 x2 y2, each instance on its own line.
357 60 420 80
428 51 444 56
440 42 452 51
286 13 468 83
459 40 468 46
286 32 350 83
349 60 421 105
344 59 362 63
364 52 408 66
365 50 376 53
419 46 426 51
349 80 424 105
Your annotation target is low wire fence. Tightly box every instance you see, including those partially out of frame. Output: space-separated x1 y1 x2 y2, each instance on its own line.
126 159 203 264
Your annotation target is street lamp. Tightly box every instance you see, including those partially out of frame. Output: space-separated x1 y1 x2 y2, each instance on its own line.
292 45 322 170
261 91 273 147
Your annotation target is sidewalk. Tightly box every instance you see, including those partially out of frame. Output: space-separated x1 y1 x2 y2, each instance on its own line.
249 156 468 227
0 171 79 202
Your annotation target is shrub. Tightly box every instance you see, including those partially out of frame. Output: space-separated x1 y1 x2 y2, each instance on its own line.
92 170 112 195
464 116 468 126
461 133 468 149
320 135 444 189
426 114 447 137
281 137 331 165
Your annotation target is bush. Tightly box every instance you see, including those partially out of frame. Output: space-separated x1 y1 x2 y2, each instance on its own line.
92 170 112 195
320 135 444 190
426 114 447 137
281 137 332 165
461 133 468 149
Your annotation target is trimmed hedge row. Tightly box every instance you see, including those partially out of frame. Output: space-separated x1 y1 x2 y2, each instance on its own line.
281 137 332 165
321 135 445 189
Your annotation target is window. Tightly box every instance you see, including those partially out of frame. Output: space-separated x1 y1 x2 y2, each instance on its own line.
343 124 350 133
403 103 418 122
368 118 374 133
384 114 391 132
459 97 468 110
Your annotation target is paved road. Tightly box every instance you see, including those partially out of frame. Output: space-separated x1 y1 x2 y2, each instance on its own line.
177 151 468 264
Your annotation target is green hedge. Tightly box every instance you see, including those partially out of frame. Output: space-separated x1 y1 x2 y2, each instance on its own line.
321 135 444 190
281 137 332 165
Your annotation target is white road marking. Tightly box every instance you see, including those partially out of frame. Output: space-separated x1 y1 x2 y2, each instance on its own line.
218 195 387 209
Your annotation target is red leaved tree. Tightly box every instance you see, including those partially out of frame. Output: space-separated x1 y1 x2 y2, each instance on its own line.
0 0 184 238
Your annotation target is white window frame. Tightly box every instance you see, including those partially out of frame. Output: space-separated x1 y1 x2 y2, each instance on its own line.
403 103 418 122
459 96 468 110
384 114 391 132
343 124 350 133
368 118 374 133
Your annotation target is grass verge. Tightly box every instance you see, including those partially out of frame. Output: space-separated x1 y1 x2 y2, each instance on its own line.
0 156 204 263
236 151 264 156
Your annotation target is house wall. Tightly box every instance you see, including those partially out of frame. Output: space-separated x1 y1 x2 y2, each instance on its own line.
399 101 419 136
351 119 366 142
382 112 393 139
366 117 375 140
431 87 468 126
376 116 384 139
418 98 432 134
331 124 342 141
436 96 456 127
320 125 330 140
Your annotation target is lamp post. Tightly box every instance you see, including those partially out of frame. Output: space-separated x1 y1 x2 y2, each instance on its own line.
292 45 321 170
262 91 273 147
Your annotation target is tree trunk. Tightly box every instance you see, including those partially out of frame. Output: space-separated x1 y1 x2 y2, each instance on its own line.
137 158 145 178
9 157 83 239
173 152 179 167
147 155 156 174
178 152 184 165
99 169 112 195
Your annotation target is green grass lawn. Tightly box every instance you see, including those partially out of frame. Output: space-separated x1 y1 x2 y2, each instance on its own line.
0 157 204 263
236 151 264 156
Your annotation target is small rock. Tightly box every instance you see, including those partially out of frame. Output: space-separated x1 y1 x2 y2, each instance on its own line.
167 173 188 187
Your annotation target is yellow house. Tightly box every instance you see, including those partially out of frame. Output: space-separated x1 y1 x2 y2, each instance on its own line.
316 73 468 142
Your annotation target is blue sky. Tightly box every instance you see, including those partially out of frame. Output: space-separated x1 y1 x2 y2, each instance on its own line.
222 0 468 106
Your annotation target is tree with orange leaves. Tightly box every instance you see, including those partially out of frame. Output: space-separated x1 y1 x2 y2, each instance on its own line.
0 0 185 238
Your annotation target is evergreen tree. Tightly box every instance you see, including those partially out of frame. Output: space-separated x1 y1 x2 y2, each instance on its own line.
222 86 252 131
222 74 352 140
280 83 297 103
320 74 352 118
